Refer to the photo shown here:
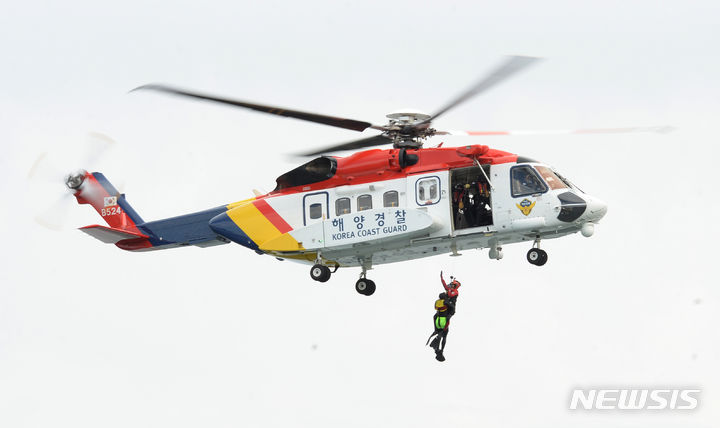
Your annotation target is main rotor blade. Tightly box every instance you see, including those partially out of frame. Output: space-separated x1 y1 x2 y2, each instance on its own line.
133 84 374 132
299 135 393 156
435 126 675 136
428 56 541 122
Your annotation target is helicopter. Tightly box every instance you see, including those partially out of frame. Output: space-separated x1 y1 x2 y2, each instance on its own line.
64 56 662 296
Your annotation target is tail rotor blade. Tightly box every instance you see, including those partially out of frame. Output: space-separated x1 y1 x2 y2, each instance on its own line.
30 132 119 231
34 192 75 231
82 132 116 168
27 152 66 183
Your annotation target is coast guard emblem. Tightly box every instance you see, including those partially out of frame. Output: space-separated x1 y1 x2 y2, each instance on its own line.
516 198 535 216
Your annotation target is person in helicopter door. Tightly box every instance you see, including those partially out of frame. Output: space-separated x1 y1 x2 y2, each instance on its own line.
474 181 492 225
452 183 469 229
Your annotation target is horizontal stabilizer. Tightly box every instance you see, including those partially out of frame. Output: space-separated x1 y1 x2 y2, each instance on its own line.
79 225 149 244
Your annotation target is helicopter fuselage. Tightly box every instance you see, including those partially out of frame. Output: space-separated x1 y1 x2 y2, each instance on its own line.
205 145 607 267
71 144 606 293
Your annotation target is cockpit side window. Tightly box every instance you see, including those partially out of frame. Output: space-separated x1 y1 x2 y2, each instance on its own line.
534 165 568 191
511 165 548 197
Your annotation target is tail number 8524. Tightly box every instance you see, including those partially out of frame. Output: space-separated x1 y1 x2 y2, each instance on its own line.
101 207 123 216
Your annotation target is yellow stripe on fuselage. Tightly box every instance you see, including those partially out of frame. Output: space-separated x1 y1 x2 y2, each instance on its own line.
226 202 279 245
224 198 304 252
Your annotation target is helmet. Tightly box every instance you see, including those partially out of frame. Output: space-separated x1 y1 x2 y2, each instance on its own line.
447 288 459 298
450 279 461 288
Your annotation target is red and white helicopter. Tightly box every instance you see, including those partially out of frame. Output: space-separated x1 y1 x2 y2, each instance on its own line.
62 56 663 295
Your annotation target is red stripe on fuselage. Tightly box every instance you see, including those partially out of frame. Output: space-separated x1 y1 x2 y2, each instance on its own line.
253 199 293 233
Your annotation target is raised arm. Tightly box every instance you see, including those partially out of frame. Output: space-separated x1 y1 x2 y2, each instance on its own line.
440 271 449 291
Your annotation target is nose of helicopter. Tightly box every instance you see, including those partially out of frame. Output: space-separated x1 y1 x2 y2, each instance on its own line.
583 195 608 222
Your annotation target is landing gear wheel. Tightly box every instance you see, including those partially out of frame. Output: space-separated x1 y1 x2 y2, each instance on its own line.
310 264 331 282
355 278 376 296
537 249 548 266
527 248 548 266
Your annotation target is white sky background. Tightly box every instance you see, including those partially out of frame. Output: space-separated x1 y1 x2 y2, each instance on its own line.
1 0 719 427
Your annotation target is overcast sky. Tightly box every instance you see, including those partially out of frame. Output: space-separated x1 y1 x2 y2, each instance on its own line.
1 1 718 427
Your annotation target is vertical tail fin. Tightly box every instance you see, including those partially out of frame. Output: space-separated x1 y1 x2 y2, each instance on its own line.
72 171 146 236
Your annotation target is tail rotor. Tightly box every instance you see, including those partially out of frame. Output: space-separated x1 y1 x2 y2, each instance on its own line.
28 133 118 230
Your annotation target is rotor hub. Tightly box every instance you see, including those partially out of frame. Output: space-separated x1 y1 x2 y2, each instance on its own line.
386 110 431 123
65 170 86 190
382 110 435 149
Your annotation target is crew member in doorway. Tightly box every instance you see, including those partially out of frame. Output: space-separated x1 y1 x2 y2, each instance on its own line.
453 183 469 229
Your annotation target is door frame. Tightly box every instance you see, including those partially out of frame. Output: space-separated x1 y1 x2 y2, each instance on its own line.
302 191 329 226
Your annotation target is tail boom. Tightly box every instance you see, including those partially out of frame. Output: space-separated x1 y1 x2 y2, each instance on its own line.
74 172 229 251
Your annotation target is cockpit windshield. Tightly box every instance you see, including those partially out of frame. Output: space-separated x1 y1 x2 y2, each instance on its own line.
534 165 569 191
274 157 337 191
551 169 584 193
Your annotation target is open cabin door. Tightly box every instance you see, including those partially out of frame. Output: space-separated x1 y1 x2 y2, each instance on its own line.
450 165 493 232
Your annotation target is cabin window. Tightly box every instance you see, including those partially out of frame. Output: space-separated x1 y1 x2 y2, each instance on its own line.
357 194 372 211
534 165 568 191
511 165 548 197
335 197 351 216
309 203 323 219
383 191 399 207
416 177 440 205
